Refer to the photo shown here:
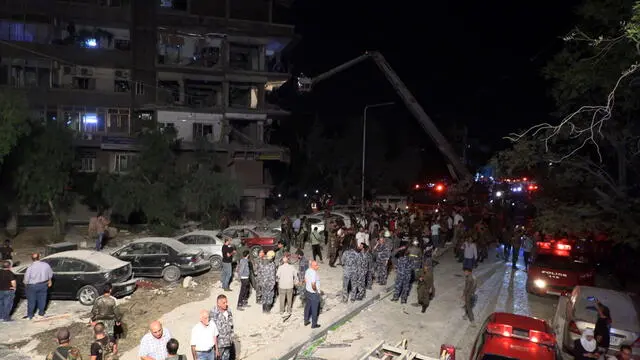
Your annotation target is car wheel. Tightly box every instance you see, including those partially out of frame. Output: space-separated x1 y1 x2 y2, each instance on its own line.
77 285 99 306
162 265 181 282
250 246 262 258
209 255 223 270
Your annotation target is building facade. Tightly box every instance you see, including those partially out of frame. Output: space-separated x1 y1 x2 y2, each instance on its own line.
0 0 295 220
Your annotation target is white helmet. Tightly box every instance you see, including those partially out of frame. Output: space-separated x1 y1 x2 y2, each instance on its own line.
384 230 391 238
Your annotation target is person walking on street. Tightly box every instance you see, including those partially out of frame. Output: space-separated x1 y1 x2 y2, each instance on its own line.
90 283 122 337
190 309 219 360
511 227 522 269
0 260 16 321
24 252 53 320
210 294 236 360
304 261 322 329
236 251 251 311
46 327 82 360
416 262 434 313
521 232 534 270
221 238 236 291
276 254 298 315
257 250 277 313
310 227 323 262
462 236 478 270
462 267 477 324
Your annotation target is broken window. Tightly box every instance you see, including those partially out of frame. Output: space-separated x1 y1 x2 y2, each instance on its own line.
185 79 221 108
229 44 261 71
229 83 259 109
158 80 181 104
158 33 221 69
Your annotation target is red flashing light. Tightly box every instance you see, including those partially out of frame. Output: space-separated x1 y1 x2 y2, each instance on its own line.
556 243 571 251
415 184 420 189
487 323 512 337
435 184 445 192
523 177 528 181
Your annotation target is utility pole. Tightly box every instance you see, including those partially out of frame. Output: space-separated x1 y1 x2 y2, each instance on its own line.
362 102 394 211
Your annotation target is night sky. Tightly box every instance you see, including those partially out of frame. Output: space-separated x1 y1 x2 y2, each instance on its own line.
286 0 582 174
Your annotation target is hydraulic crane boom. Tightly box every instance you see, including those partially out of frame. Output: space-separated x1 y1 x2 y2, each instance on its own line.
298 51 473 189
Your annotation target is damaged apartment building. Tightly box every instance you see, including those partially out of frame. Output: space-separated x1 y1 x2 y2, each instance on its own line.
0 0 295 220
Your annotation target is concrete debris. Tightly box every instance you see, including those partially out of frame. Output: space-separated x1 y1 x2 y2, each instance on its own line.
183 276 193 288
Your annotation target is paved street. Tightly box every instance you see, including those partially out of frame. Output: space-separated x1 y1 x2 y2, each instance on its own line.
314 248 558 359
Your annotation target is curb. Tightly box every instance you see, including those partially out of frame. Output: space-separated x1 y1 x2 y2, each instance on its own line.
278 244 453 360
278 283 395 360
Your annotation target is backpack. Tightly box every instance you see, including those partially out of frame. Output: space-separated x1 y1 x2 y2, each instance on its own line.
95 338 117 360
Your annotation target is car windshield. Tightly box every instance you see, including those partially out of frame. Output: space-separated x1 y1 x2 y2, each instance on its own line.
534 254 591 271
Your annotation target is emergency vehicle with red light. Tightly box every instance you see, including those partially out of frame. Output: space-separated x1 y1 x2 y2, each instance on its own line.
443 312 562 360
526 238 595 296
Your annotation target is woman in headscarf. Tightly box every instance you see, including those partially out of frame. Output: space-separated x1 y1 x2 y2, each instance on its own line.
573 329 600 360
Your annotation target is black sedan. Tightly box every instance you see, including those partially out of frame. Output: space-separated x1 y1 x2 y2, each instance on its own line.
12 250 137 306
111 237 211 282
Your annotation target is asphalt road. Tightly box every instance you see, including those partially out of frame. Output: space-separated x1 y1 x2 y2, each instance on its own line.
313 247 558 359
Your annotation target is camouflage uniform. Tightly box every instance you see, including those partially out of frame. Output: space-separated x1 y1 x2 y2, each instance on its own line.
328 229 339 266
392 255 413 303
341 248 359 302
210 306 235 360
274 247 285 267
257 258 277 308
373 239 392 285
90 294 122 337
296 255 309 304
363 250 374 290
406 244 423 278
416 265 434 311
46 346 82 360
354 250 367 300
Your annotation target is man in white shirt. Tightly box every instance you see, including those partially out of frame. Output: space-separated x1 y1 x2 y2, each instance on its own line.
430 222 441 248
292 216 301 233
190 309 219 360
453 211 464 226
355 227 369 247
303 261 322 329
139 321 172 360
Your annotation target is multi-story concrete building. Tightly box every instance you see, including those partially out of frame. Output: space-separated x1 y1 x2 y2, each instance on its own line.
0 0 295 220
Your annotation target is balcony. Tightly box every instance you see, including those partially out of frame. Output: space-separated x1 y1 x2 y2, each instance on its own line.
0 0 131 26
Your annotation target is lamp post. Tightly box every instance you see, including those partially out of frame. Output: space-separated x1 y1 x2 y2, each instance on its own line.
362 101 394 211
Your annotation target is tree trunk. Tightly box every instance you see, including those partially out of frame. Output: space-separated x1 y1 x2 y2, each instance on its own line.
48 199 64 240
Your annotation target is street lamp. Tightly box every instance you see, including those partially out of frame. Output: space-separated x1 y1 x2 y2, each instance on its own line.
362 101 395 210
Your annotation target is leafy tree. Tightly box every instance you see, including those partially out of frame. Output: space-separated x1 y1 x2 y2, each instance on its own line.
494 0 640 243
14 121 75 237
0 90 30 165
98 129 239 232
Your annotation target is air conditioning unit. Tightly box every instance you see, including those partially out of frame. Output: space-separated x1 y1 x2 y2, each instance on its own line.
114 70 129 79
63 66 76 75
79 67 93 76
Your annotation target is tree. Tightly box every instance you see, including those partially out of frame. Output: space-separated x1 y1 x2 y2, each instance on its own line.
0 90 30 165
98 129 239 232
495 0 640 243
14 121 75 237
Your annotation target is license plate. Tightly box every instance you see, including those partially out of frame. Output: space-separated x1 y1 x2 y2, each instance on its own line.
610 336 623 346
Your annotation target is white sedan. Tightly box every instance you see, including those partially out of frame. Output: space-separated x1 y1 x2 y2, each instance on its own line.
175 230 225 270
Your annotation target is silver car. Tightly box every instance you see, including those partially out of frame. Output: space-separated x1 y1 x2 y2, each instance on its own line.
553 285 640 357
175 230 224 270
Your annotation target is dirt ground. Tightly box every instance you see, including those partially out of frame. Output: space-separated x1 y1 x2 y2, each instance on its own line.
31 270 220 358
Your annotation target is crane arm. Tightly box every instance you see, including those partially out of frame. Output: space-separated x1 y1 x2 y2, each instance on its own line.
300 51 473 185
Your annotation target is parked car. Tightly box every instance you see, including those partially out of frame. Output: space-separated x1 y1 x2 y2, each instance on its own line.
175 230 224 270
553 286 640 358
309 211 353 228
12 250 137 306
270 217 326 234
221 225 279 258
463 312 562 360
111 237 211 282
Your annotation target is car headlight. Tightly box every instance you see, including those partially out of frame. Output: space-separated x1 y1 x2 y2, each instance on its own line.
534 279 546 288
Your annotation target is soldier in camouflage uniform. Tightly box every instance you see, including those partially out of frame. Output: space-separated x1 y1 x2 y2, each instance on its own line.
354 243 367 300
373 236 392 285
90 283 122 337
391 250 413 304
292 249 309 306
328 224 339 267
46 327 82 360
274 241 286 267
257 250 277 313
252 249 265 304
362 243 374 290
416 262 435 312
341 239 359 302
210 294 236 360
